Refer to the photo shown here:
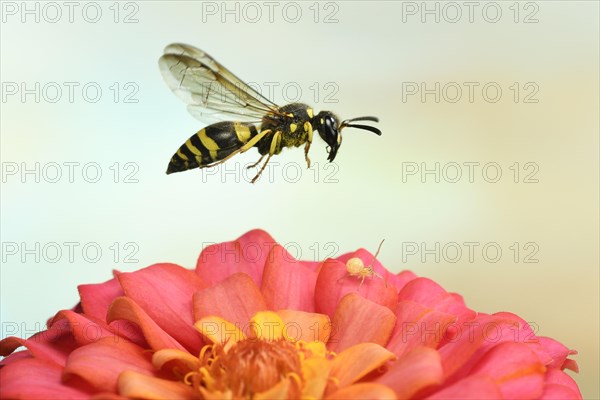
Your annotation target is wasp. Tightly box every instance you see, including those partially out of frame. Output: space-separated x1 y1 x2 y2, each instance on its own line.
159 43 381 183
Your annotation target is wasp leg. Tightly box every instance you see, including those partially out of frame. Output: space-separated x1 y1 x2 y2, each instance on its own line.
304 123 313 168
250 131 281 183
251 154 273 184
246 154 265 169
200 129 273 168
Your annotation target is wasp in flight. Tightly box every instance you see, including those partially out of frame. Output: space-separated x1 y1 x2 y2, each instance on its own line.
159 43 381 183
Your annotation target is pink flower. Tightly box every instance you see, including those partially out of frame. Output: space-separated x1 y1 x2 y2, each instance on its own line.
0 229 581 399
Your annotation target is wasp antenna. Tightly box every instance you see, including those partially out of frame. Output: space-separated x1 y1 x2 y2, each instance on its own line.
345 116 379 123
343 124 382 136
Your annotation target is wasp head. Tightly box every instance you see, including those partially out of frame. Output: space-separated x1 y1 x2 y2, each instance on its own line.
313 111 382 162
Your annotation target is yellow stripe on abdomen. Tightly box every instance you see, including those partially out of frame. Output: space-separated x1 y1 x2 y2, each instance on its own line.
199 130 220 160
234 122 252 143
185 137 202 156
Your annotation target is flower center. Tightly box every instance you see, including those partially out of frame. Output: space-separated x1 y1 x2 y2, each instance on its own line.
190 338 303 398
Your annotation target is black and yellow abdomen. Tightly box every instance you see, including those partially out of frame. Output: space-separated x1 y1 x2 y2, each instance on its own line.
167 121 259 174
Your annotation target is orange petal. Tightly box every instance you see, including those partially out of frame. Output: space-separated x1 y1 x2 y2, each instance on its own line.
195 316 246 350
328 293 396 353
326 383 396 399
330 342 396 388
193 272 267 331
152 349 201 377
254 378 291 400
118 370 195 399
107 296 186 352
249 311 285 341
278 309 331 343
302 358 333 399
375 346 444 399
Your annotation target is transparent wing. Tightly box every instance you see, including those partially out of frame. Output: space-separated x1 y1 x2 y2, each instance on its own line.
159 43 281 123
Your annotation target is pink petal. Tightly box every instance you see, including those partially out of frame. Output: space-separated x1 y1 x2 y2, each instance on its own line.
325 383 396 399
537 336 579 371
541 369 582 399
426 376 502 399
78 277 147 347
107 297 186 352
48 310 115 346
469 342 546 399
0 358 94 399
328 293 396 353
196 229 276 287
439 314 534 381
117 263 207 353
261 244 318 312
193 272 267 331
90 393 128 400
78 277 123 321
300 260 321 273
315 259 397 320
375 346 444 399
398 278 475 326
386 300 456 357
0 329 76 367
387 270 418 293
63 337 156 393
0 350 31 366
541 384 582 400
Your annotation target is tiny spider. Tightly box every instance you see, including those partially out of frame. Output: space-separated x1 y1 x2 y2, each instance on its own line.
340 239 386 290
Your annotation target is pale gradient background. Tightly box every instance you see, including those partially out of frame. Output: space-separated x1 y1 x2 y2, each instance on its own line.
1 1 598 398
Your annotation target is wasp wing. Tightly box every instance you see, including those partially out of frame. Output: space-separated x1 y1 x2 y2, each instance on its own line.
159 43 280 124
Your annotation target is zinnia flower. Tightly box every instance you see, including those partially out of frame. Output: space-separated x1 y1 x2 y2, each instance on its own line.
0 229 581 399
